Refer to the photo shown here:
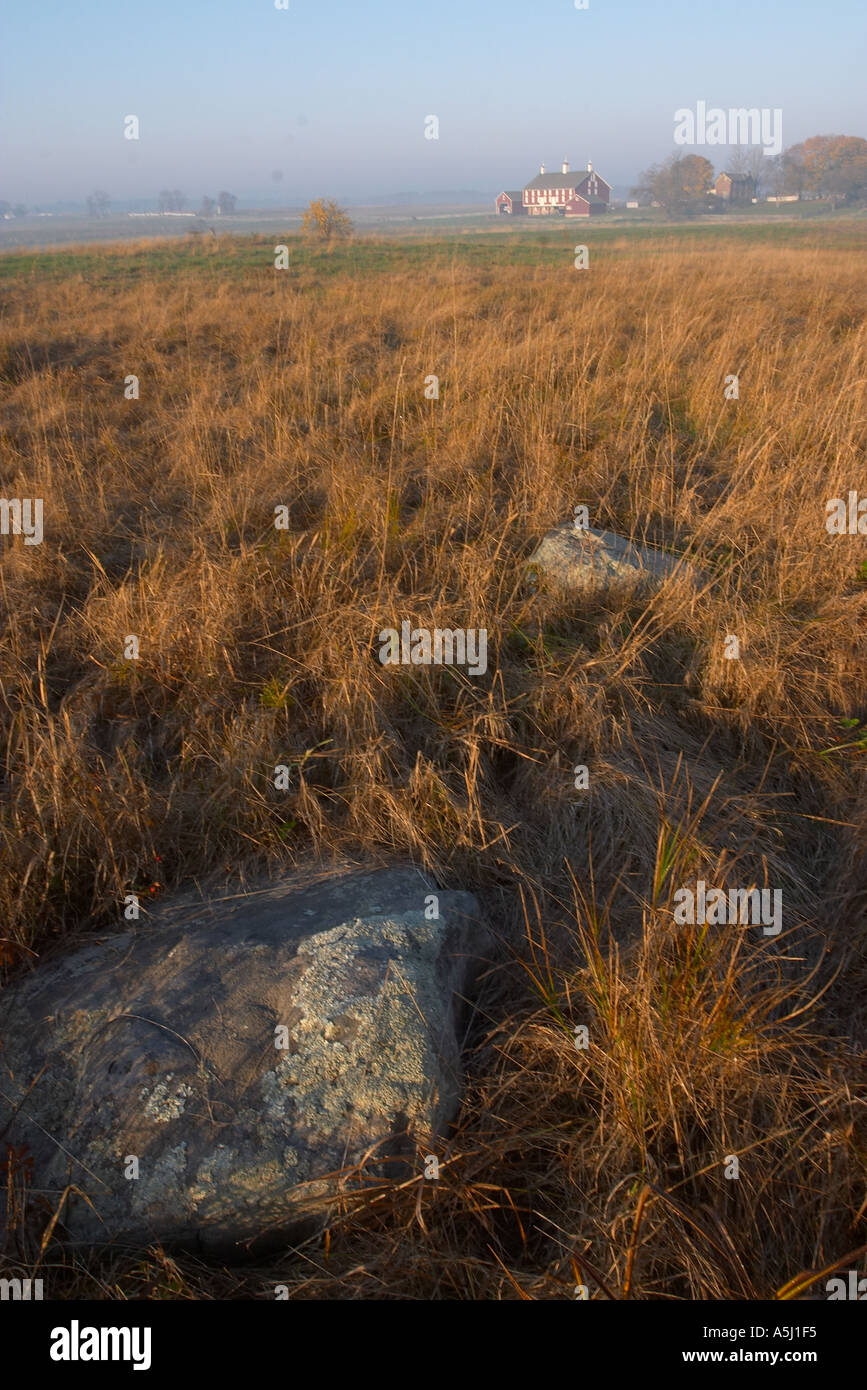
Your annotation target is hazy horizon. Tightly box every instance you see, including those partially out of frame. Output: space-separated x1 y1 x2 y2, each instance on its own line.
3 0 865 209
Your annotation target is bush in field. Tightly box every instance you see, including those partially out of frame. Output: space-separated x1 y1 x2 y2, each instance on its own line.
300 197 354 241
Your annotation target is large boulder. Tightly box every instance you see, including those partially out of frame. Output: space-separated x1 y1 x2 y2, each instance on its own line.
0 863 485 1253
527 523 696 596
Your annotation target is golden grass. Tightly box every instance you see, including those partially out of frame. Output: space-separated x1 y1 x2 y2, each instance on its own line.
0 230 865 1298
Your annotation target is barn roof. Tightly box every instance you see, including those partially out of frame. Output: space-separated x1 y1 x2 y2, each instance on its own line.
524 170 611 193
524 172 585 191
498 190 524 201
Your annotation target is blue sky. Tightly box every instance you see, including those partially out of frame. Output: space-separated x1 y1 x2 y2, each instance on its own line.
2 0 865 205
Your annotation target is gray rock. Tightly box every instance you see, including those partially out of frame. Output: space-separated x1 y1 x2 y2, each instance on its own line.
527 523 695 596
0 864 485 1253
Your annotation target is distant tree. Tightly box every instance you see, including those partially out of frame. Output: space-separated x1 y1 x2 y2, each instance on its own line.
157 189 186 212
217 191 237 215
765 153 787 198
0 201 10 216
635 155 714 215
200 195 216 218
628 173 653 204
300 197 354 241
86 190 110 218
789 135 867 204
12 203 28 217
778 146 807 198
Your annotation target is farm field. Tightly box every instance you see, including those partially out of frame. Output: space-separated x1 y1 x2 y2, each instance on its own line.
0 222 865 1299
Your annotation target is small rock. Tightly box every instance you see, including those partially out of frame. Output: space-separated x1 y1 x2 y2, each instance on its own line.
0 863 485 1253
527 523 696 596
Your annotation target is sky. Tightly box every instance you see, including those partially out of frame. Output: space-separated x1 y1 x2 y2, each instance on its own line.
2 0 865 207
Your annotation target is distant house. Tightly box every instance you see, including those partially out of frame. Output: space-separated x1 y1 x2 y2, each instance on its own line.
713 172 756 205
496 160 611 218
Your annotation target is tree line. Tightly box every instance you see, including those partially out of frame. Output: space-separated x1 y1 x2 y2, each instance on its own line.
634 134 867 213
79 191 239 218
81 192 353 240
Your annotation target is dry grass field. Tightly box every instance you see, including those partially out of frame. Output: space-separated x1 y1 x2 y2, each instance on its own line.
0 224 865 1299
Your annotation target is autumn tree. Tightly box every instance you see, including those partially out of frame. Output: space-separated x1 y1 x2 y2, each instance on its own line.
300 198 354 241
634 154 715 215
786 135 867 204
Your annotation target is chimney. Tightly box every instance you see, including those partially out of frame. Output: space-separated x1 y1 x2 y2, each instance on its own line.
540 163 546 175
587 159 593 172
562 158 569 174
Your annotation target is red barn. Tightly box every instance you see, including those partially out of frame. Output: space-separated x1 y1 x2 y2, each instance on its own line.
496 160 610 217
495 190 525 215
